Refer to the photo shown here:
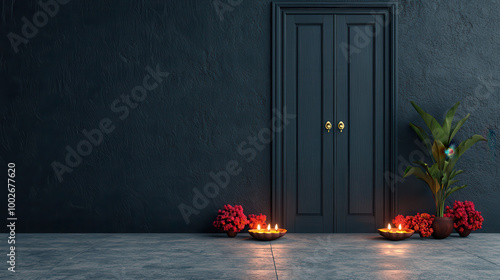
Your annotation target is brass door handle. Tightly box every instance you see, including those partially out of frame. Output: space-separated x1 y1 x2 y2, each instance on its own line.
325 121 332 132
338 121 345 132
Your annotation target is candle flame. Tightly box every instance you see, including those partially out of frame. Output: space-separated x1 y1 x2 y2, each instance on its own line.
388 224 391 230
267 224 271 231
257 224 261 230
399 224 402 230
275 224 278 231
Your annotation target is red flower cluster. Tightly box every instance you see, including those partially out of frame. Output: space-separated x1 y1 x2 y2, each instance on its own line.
392 213 435 237
248 214 267 229
213 204 248 233
412 213 435 237
444 200 484 233
392 215 411 229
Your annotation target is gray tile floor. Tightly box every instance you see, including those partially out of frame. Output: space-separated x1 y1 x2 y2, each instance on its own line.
1 233 499 279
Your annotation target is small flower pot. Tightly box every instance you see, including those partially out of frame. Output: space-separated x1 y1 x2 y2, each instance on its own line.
226 229 238 238
432 217 454 239
456 226 472 237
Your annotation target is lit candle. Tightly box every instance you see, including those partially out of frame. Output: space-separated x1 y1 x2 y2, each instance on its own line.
275 224 278 231
257 224 261 231
267 224 271 232
396 224 404 233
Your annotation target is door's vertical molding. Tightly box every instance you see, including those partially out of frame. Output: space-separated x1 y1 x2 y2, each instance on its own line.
272 2 282 228
332 13 338 232
281 8 287 229
347 24 351 215
372 21 377 217
320 22 324 217
391 3 398 221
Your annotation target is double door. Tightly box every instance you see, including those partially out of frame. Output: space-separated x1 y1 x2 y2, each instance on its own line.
273 6 395 233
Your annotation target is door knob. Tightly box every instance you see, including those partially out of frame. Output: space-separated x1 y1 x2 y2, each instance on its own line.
325 121 332 132
338 121 345 132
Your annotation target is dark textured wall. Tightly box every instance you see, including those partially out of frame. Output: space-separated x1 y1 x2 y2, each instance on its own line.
398 0 500 232
0 0 498 232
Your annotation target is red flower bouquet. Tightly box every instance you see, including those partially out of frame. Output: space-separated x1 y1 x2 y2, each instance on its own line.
412 213 435 238
444 200 484 235
392 214 412 229
392 213 435 237
213 204 248 237
248 214 267 229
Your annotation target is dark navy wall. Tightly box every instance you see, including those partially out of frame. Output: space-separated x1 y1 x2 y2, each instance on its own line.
398 0 500 232
0 0 498 232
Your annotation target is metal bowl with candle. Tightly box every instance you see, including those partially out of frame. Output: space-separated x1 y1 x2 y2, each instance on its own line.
248 224 287 241
378 224 414 241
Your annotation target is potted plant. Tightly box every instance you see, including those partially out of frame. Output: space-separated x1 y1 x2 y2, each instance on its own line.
403 101 486 239
445 200 484 237
213 204 248 237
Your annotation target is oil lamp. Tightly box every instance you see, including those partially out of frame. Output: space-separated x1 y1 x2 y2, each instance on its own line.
378 223 414 241
248 224 287 241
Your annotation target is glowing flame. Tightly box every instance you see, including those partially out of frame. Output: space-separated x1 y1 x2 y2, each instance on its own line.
388 224 391 230
267 224 271 231
399 224 402 230
257 224 261 230
275 224 278 231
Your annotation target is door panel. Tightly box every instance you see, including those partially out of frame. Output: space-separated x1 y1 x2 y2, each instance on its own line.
335 14 385 232
297 24 322 215
348 23 375 215
284 14 334 232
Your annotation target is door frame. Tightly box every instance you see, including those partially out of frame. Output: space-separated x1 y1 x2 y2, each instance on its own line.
271 2 398 231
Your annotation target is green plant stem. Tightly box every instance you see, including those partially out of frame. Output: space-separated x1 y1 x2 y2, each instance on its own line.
436 198 445 217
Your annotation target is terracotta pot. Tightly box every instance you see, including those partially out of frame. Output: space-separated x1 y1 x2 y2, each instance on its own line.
456 226 472 237
226 229 238 238
432 217 454 239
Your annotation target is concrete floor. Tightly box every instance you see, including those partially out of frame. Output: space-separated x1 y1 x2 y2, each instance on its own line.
1 233 499 279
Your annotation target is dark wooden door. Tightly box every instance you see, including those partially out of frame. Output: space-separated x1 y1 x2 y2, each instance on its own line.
273 4 396 233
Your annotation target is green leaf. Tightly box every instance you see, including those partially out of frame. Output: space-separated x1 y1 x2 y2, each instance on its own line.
443 135 486 176
447 179 459 188
409 123 432 154
443 160 449 173
441 172 449 191
433 178 441 197
410 101 448 144
449 114 470 143
431 140 446 170
413 160 429 171
404 166 435 194
449 169 464 180
444 156 458 177
412 161 445 192
428 163 442 181
445 184 468 199
456 134 487 158
442 102 460 146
